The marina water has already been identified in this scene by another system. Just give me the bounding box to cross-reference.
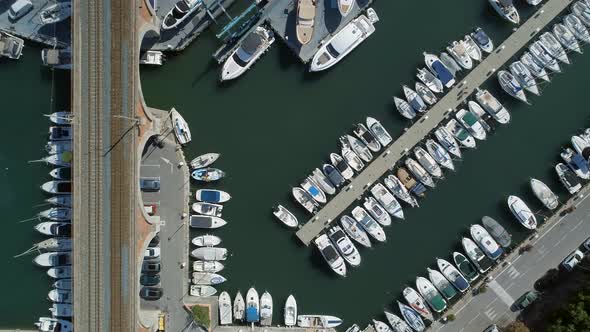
[2,0,590,328]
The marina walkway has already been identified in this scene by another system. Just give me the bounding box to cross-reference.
[295,0,575,245]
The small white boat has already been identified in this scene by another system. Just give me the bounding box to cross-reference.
[530,178,559,210]
[292,187,319,214]
[340,215,372,248]
[415,82,438,106]
[39,2,72,25]
[338,0,354,16]
[192,202,223,217]
[416,276,447,313]
[416,67,444,93]
[572,135,590,156]
[530,41,561,73]
[394,96,416,120]
[463,35,482,61]
[192,272,226,285]
[139,50,165,65]
[49,167,71,180]
[561,148,590,179]
[36,238,72,252]
[509,61,540,96]
[414,147,443,178]
[402,287,433,321]
[193,261,224,273]
[41,181,71,194]
[189,215,227,229]
[330,153,354,180]
[367,117,393,146]
[191,247,228,261]
[47,266,72,279]
[35,222,70,237]
[370,183,404,219]
[354,123,381,152]
[553,23,583,54]
[43,152,73,167]
[220,27,275,81]
[565,14,590,43]
[434,126,462,158]
[462,237,492,273]
[195,189,231,203]
[273,205,299,228]
[39,207,71,221]
[482,216,512,248]
[445,119,476,149]
[427,268,457,301]
[373,320,392,332]
[539,32,569,64]
[521,52,551,82]
[46,194,71,207]
[556,163,582,194]
[397,301,425,332]
[53,279,72,290]
[284,295,297,326]
[344,135,373,162]
[47,112,73,125]
[384,311,413,332]
[161,0,203,30]
[301,177,327,204]
[405,158,435,188]
[260,291,273,326]
[351,206,386,242]
[297,315,343,328]
[446,40,473,69]
[34,252,71,267]
[296,0,316,45]
[191,234,222,247]
[190,285,217,297]
[471,27,494,53]
[488,0,520,24]
[48,289,72,303]
[190,153,220,169]
[498,70,528,103]
[383,175,418,207]
[191,168,225,182]
[219,291,233,325]
[315,234,347,277]
[35,317,73,332]
[50,303,72,318]
[403,85,427,113]
[170,109,191,145]
[456,109,487,140]
[312,168,337,195]
[234,292,245,321]
[425,139,454,171]
[327,225,361,267]
[470,224,503,260]
[507,195,537,230]
[436,258,470,293]
[341,145,364,172]
[363,197,393,226]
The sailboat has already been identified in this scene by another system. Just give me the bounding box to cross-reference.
[340,215,372,248]
[170,108,191,145]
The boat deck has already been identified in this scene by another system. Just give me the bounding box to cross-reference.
[264,0,372,64]
[295,0,574,245]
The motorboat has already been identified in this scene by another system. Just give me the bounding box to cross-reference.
[47,112,72,125]
[373,320,392,332]
[521,52,551,82]
[470,224,503,260]
[572,1,590,26]
[364,196,394,225]
[556,163,582,194]
[49,303,72,318]
[195,189,231,203]
[440,52,461,76]
[340,145,363,172]
[509,61,540,96]
[370,183,404,219]
[384,311,414,332]
[220,27,275,81]
[190,153,220,169]
[415,82,437,106]
[423,53,455,88]
[425,139,454,171]
[46,141,72,155]
[0,31,24,60]
[539,32,569,64]
[35,318,73,332]
[301,177,327,204]
[338,0,354,16]
[436,258,469,292]
[565,14,590,43]
[49,126,72,141]
[330,153,354,180]
[312,168,337,195]
[260,291,273,326]
[36,238,72,252]
[191,247,228,261]
[530,178,559,210]
[414,147,443,178]
[50,167,71,180]
[273,205,299,228]
[367,117,393,146]
[39,207,71,221]
[463,35,482,61]
[340,215,372,248]
[434,126,462,158]
[292,187,319,214]
[246,287,260,323]
[467,101,493,132]
[297,315,343,328]
[41,47,71,70]
[401,287,433,321]
[351,206,386,242]
[41,181,71,194]
[403,85,427,113]
[34,252,71,267]
[416,277,446,313]
[53,279,71,291]
[553,23,582,54]
[462,237,493,273]
[530,41,561,73]
[343,135,373,162]
[234,292,245,321]
[497,70,527,103]
[572,135,590,156]
[561,148,590,179]
[481,216,512,248]
[416,67,443,93]
[446,40,473,69]
[526,0,542,4]
[193,261,224,273]
[328,225,361,267]
[323,163,346,188]
[191,234,222,247]
[428,268,457,300]
[394,168,427,199]
[189,215,227,229]
[191,168,225,182]
[309,10,378,71]
[445,119,476,148]
[139,50,165,66]
[43,152,73,167]
[46,194,72,207]
[405,158,434,188]
[315,234,347,276]
[192,202,223,217]
[394,96,416,120]
[192,272,226,285]
[190,285,217,297]
[397,302,426,332]
[488,0,520,24]
[507,195,537,230]
[456,109,487,140]
[35,221,71,237]
[296,0,316,45]
[219,291,233,325]
[284,295,297,326]
[471,27,494,53]
[171,108,191,145]
[161,0,203,30]
[354,123,381,152]
[39,2,72,24]
[47,266,72,279]
[453,251,479,282]
[384,174,420,206]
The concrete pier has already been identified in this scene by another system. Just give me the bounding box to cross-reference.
[295,0,575,245]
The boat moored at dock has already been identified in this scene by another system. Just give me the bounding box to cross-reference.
[553,23,582,54]
[370,183,404,219]
[195,189,231,203]
[427,268,457,301]
[190,153,220,169]
[219,291,233,325]
[565,14,590,44]
[340,215,372,248]
[315,233,347,276]
[416,67,443,93]
[354,123,381,152]
[284,295,297,326]
[351,206,386,242]
[471,27,494,53]
[530,178,559,210]
[481,216,512,248]
[401,287,433,321]
[462,237,493,273]
[328,225,361,267]
[456,109,487,141]
[246,287,260,323]
[497,70,528,103]
[424,52,455,88]
[330,153,355,180]
[470,224,503,260]
[192,202,223,217]
[35,317,73,332]
[453,251,479,282]
[509,61,540,96]
[292,187,319,214]
[530,41,561,73]
[436,258,469,293]
[0,31,24,60]
[384,311,414,332]
[434,126,462,158]
[191,168,225,182]
[367,117,393,146]
[507,195,537,229]
[364,196,393,225]
[171,109,191,145]
[397,301,426,332]
[488,0,520,24]
[161,0,203,30]
[556,163,582,194]
[539,32,569,64]
[273,205,299,228]
[312,168,337,195]
[394,96,416,120]
[39,2,72,24]
[220,27,275,81]
[425,139,454,171]
[298,315,343,328]
[416,276,447,313]
[405,158,435,188]
[191,247,228,261]
[189,215,227,229]
[521,52,551,82]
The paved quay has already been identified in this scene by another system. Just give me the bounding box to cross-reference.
[296,0,575,246]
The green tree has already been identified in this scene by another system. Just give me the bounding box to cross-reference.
[503,321,530,332]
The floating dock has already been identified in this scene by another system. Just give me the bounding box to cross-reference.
[295,0,574,245]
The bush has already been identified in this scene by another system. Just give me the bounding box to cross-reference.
[191,305,210,327]
[503,321,530,332]
[446,314,456,321]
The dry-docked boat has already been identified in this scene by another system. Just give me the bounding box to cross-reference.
[296,0,316,45]
[445,119,476,149]
[191,234,222,247]
[297,315,343,328]
[462,237,493,273]
[553,23,582,54]
[405,158,435,188]
[416,67,444,93]
[344,134,373,162]
[220,27,275,81]
[434,126,462,158]
[402,287,433,321]
[161,0,203,30]
[328,225,361,267]
[195,189,231,203]
[415,82,438,106]
[470,224,503,260]
[384,174,419,207]
[370,183,404,219]
[191,247,228,261]
[539,32,569,64]
[436,258,469,292]
[521,52,551,82]
[463,35,483,61]
[425,139,454,171]
[260,291,273,326]
[427,268,457,301]
[394,96,417,120]
[315,234,347,277]
[446,40,473,69]
[193,261,224,273]
[481,216,512,248]
[507,195,537,229]
[556,163,582,194]
[367,117,393,146]
[351,206,386,242]
[190,153,220,169]
[497,70,528,103]
[284,295,297,326]
[234,292,245,321]
[191,168,225,182]
[301,177,327,204]
[189,215,227,229]
[565,14,590,43]
[192,202,223,217]
[397,302,426,332]
[354,123,381,152]
[414,147,443,178]
[312,168,336,195]
[219,291,233,325]
[416,277,447,313]
[273,205,299,228]
[453,251,479,282]
[530,178,559,210]
[0,31,24,60]
[330,153,355,180]
[363,196,393,225]
[292,187,319,214]
[340,215,372,248]
[488,0,520,24]
[323,164,346,188]
[341,144,365,172]
[509,61,540,96]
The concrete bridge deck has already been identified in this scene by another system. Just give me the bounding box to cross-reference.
[295,0,576,245]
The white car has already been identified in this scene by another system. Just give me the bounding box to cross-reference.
[562,249,584,271]
[144,247,160,260]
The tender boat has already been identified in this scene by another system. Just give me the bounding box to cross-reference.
[328,225,361,267]
[191,234,222,247]
[507,195,537,229]
[53,279,72,291]
[323,163,346,188]
[46,195,72,207]
[434,126,462,158]
[394,96,417,120]
[170,109,191,145]
[556,163,582,194]
[446,40,473,69]
[416,67,444,93]
[414,147,443,178]
[521,52,551,82]
[191,247,228,261]
[47,266,72,279]
[50,167,71,180]
[565,14,590,43]
[370,183,404,219]
[394,168,427,199]
[427,268,457,300]
[463,35,483,61]
[403,85,427,113]
[539,32,569,64]
[34,252,71,267]
[436,258,469,292]
[530,41,561,73]
[39,207,71,221]
[219,291,233,324]
[35,221,71,237]
[35,318,73,332]
[189,215,227,229]
[530,178,559,210]
[342,144,365,172]
[234,292,245,321]
[161,0,203,30]
[41,48,71,70]
[309,10,378,72]
[296,0,316,45]
[401,287,433,321]
[488,0,520,24]
[509,61,540,96]
[338,0,354,16]
[384,311,414,332]
[284,295,297,326]
[462,237,493,273]
[340,215,372,248]
[425,139,454,171]
[190,153,220,169]
[312,168,337,195]
[41,181,71,194]
[367,117,393,146]
[572,1,590,26]
[292,187,319,214]
[273,205,299,228]
[497,70,527,103]
[373,320,392,332]
[49,126,72,141]
[260,291,273,326]
[415,82,437,106]
[456,109,487,140]
[364,196,394,225]
[315,234,347,276]
[423,52,455,88]
[351,206,386,242]
[405,158,435,188]
[416,277,446,313]
[246,287,260,323]
[354,123,381,152]
[445,119,476,148]
[330,153,355,180]
[195,189,231,203]
[481,216,512,248]
[397,302,426,332]
[193,261,224,273]
[453,252,479,282]
[343,135,373,162]
[553,23,582,54]
[470,224,503,260]
[301,177,327,204]
[440,52,461,76]
[561,148,590,179]
[471,27,494,53]
[192,202,223,217]
[191,168,225,182]
[192,272,226,285]
[297,315,343,328]
[221,27,275,81]
[39,2,72,24]
[190,285,217,297]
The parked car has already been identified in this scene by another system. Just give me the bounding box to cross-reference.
[142,261,161,274]
[144,247,160,260]
[140,274,161,286]
[562,249,584,271]
[140,178,160,192]
[9,0,33,21]
[140,287,163,300]
[514,291,540,310]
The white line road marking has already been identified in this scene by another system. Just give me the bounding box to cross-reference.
[570,219,585,232]
[488,280,515,306]
[485,298,498,309]
[454,297,475,315]
[141,164,160,167]
[507,266,521,278]
[485,307,498,321]
[467,313,481,326]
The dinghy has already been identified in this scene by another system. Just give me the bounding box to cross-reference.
[191,247,228,261]
[190,153,220,169]
[191,234,222,247]
[190,285,217,297]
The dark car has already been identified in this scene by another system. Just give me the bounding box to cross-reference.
[514,291,539,310]
[140,178,160,192]
[142,261,161,274]
[140,287,163,300]
[140,274,161,286]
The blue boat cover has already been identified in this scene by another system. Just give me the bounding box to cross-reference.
[432,60,454,85]
[200,190,220,202]
[309,186,320,196]
[246,307,259,322]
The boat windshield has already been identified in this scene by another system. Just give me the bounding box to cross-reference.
[462,112,478,126]
[322,245,339,263]
[326,44,340,58]
[474,30,490,45]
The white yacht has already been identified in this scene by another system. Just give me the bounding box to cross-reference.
[383,175,419,207]
[162,0,203,30]
[314,234,347,277]
[475,89,511,124]
[35,317,73,332]
[354,123,381,152]
[296,0,316,45]
[292,187,319,214]
[0,31,24,60]
[273,205,299,228]
[530,41,561,73]
[509,61,540,96]
[171,108,191,145]
[341,145,364,172]
[351,206,386,242]
[446,40,473,69]
[343,134,372,162]
[425,139,454,171]
[455,109,487,140]
[310,9,378,72]
[39,2,72,25]
[405,158,435,188]
[521,52,551,82]
[298,315,343,328]
[470,224,503,260]
[445,119,476,148]
[403,85,427,113]
[327,225,361,267]
[312,168,336,195]
[556,163,582,194]
[394,96,416,120]
[301,177,327,204]
[415,82,437,105]
[414,147,443,178]
[507,195,537,230]
[340,215,372,248]
[363,196,393,225]
[463,35,483,61]
[488,0,520,24]
[366,117,392,146]
[497,70,528,103]
[434,126,462,158]
[284,295,297,326]
[539,32,569,64]
[530,178,559,210]
[565,14,590,43]
[370,183,404,219]
[139,50,165,65]
[572,135,590,156]
[190,153,220,169]
[416,67,444,93]
[219,291,233,325]
[220,27,275,81]
[553,23,582,54]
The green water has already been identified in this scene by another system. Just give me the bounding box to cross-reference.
[3,0,590,328]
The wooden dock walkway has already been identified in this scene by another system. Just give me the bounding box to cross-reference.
[295,0,575,245]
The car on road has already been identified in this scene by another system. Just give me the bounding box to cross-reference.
[140,287,163,300]
[142,261,161,274]
[514,290,540,310]
[145,247,160,260]
[562,249,584,271]
[140,274,161,286]
[140,178,160,192]
[483,325,499,332]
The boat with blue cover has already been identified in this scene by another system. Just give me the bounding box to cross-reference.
[437,258,469,292]
[471,27,494,53]
[322,163,346,187]
[424,53,455,88]
[397,301,426,331]
[561,148,590,179]
[195,189,231,203]
[403,85,426,113]
[301,177,327,204]
[351,206,386,242]
[246,287,260,323]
